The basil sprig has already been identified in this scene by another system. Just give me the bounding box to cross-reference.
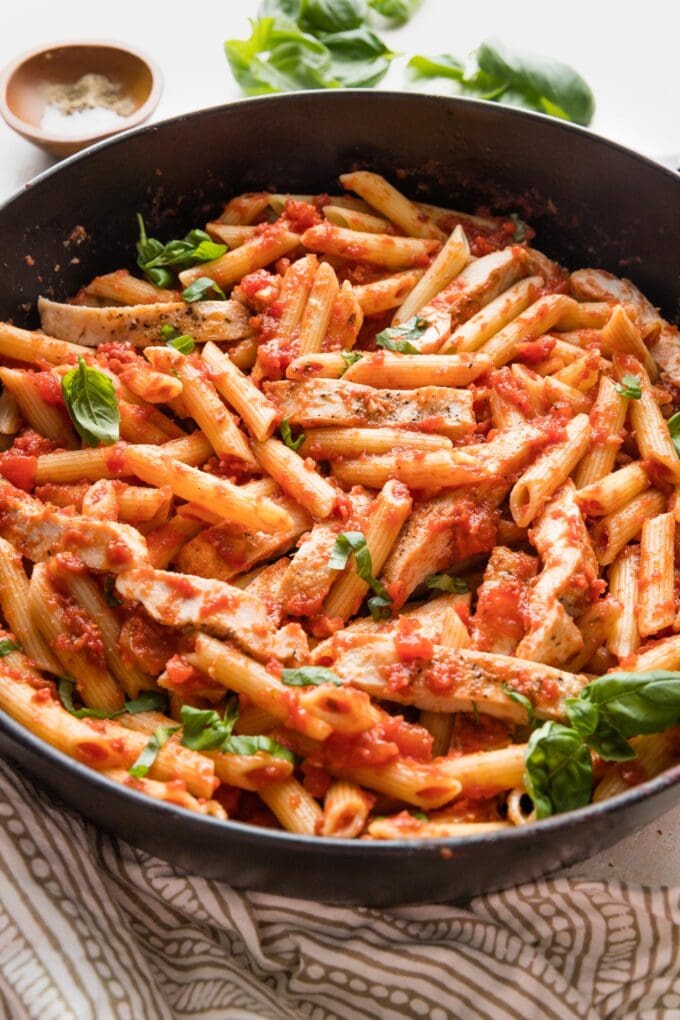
[225,3,395,96]
[615,374,642,399]
[340,350,363,375]
[281,666,342,687]
[425,573,469,594]
[179,703,295,763]
[136,215,227,288]
[61,358,120,447]
[279,418,306,451]
[129,725,179,779]
[524,671,680,819]
[58,678,169,720]
[160,324,195,355]
[407,37,595,126]
[0,638,20,657]
[181,277,227,303]
[375,315,428,354]
[328,531,393,621]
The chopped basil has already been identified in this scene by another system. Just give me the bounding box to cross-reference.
[425,573,469,594]
[179,701,295,762]
[509,212,528,242]
[181,276,227,303]
[0,638,20,657]
[407,38,595,127]
[502,683,534,724]
[128,725,179,779]
[615,373,642,399]
[223,734,296,763]
[61,358,120,447]
[160,324,196,355]
[57,677,168,720]
[375,315,428,354]
[279,418,306,451]
[524,670,680,818]
[281,666,342,687]
[409,809,428,821]
[328,531,393,618]
[339,349,364,374]
[136,215,226,287]
[668,411,680,457]
[103,575,122,608]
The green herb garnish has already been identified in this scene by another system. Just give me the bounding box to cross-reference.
[136,215,226,288]
[328,531,393,620]
[281,666,342,687]
[339,349,364,374]
[128,725,179,779]
[375,315,428,354]
[181,277,227,303]
[616,374,642,399]
[0,638,20,657]
[425,573,469,594]
[61,358,120,447]
[279,418,306,451]
[58,678,168,720]
[160,324,195,355]
[179,702,295,762]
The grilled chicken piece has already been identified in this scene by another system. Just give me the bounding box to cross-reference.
[115,566,307,663]
[325,632,586,724]
[469,547,538,655]
[419,246,530,325]
[38,297,252,347]
[264,379,475,439]
[569,269,662,338]
[0,479,147,571]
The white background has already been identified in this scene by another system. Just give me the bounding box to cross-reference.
[0,0,679,884]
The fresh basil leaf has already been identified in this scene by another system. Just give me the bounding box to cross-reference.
[0,638,20,657]
[180,701,240,752]
[322,27,395,89]
[509,212,528,242]
[668,412,680,457]
[340,349,363,374]
[524,721,593,819]
[61,358,120,447]
[302,0,365,33]
[368,593,393,621]
[160,324,196,354]
[281,666,342,687]
[258,0,302,18]
[502,683,534,724]
[476,38,595,126]
[328,531,393,613]
[425,573,469,594]
[564,696,598,738]
[406,53,505,102]
[368,0,421,23]
[223,733,297,763]
[128,725,179,779]
[375,315,428,354]
[58,677,169,720]
[181,277,227,303]
[135,214,227,283]
[225,18,333,95]
[279,418,305,451]
[615,374,642,399]
[409,809,428,821]
[580,671,680,742]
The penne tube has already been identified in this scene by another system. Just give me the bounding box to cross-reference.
[321,781,373,838]
[606,545,640,660]
[479,294,577,367]
[575,461,650,517]
[342,351,493,389]
[0,321,89,365]
[550,353,600,393]
[352,269,426,315]
[205,222,258,248]
[0,537,61,673]
[82,270,180,306]
[286,353,346,380]
[0,389,21,435]
[259,778,323,835]
[267,193,370,216]
[393,225,470,324]
[339,171,446,240]
[118,362,183,404]
[251,436,338,518]
[124,446,292,534]
[28,563,124,712]
[118,400,178,446]
[0,368,78,448]
[442,276,543,353]
[489,390,526,428]
[591,489,667,566]
[322,205,391,233]
[593,731,679,802]
[573,376,628,488]
[619,356,680,483]
[337,759,462,810]
[217,191,273,225]
[146,515,204,569]
[228,338,258,371]
[600,305,658,380]
[202,341,279,441]
[556,301,612,330]
[301,223,440,270]
[300,427,452,459]
[565,597,621,673]
[324,279,363,351]
[188,634,331,741]
[367,817,511,840]
[331,449,483,491]
[297,261,340,355]
[179,222,300,288]
[103,770,226,819]
[632,635,680,671]
[638,511,675,637]
[324,480,412,621]
[509,413,592,527]
[298,684,382,735]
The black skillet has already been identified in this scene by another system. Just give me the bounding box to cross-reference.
[0,92,678,905]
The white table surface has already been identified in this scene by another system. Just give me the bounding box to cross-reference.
[0,0,679,886]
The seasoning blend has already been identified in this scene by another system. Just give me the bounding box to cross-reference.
[41,73,135,138]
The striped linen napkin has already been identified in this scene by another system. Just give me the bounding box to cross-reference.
[0,758,678,1020]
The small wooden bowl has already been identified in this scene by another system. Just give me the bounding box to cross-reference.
[0,41,163,157]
